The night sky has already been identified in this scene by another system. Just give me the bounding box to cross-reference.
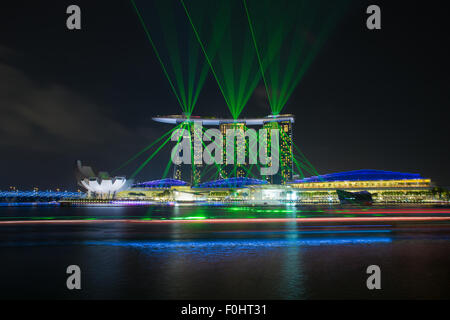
[0,0,449,190]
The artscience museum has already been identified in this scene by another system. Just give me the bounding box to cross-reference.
[76,161,128,198]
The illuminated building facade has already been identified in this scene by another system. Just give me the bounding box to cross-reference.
[196,177,267,188]
[278,119,294,184]
[191,122,203,185]
[133,178,187,188]
[172,128,191,183]
[262,117,294,184]
[154,114,295,184]
[173,164,182,181]
[117,178,189,201]
[220,122,247,179]
[289,169,435,203]
[171,124,203,186]
[116,171,446,204]
[75,160,128,198]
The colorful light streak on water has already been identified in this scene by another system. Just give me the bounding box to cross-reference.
[1,205,449,299]
[82,237,392,249]
[0,216,449,225]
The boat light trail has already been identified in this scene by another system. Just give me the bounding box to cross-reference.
[1,216,450,225]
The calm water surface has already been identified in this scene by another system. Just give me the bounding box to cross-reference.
[0,205,449,299]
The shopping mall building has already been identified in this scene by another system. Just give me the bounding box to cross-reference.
[116,169,441,204]
[288,169,435,203]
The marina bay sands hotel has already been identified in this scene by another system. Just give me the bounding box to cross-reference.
[152,114,295,185]
[75,114,440,204]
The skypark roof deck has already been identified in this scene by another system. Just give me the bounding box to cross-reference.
[152,114,295,126]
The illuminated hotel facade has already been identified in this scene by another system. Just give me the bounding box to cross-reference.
[171,122,204,185]
[262,119,294,184]
[220,122,247,179]
[153,114,295,185]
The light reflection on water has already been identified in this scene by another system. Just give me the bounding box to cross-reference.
[1,203,450,221]
[0,205,449,299]
[83,237,392,250]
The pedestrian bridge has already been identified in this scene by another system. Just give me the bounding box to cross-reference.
[0,190,85,200]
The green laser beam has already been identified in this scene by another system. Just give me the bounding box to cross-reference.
[180,0,232,115]
[153,0,210,116]
[162,122,186,179]
[130,129,176,179]
[130,0,185,111]
[113,123,181,174]
[181,0,262,119]
[244,0,347,115]
[243,0,272,109]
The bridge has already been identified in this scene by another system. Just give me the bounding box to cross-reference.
[0,190,85,201]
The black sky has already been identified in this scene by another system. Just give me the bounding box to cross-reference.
[0,0,449,190]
